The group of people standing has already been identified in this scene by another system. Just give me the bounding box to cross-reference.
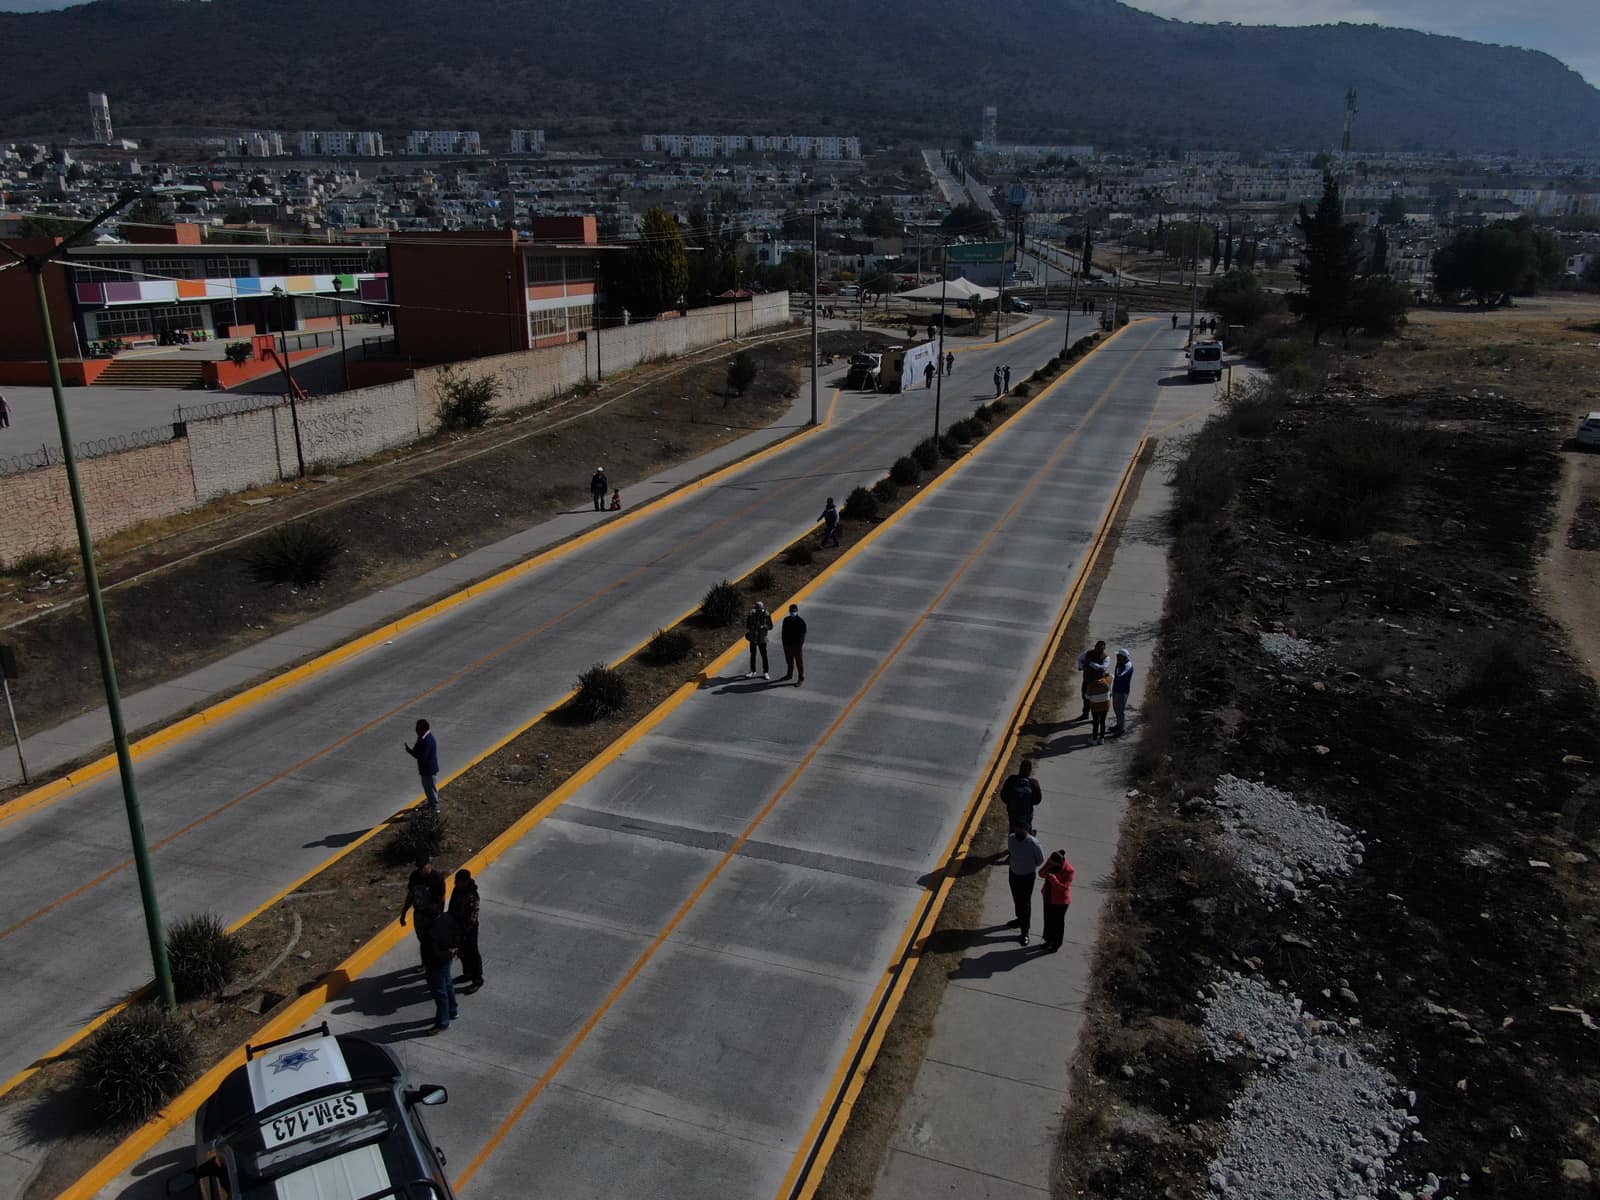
[999,760,1075,949]
[399,855,484,1034]
[991,365,1013,398]
[744,600,807,685]
[1078,639,1133,744]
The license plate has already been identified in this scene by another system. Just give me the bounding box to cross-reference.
[261,1092,368,1147]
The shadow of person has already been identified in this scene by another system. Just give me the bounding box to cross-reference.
[111,1146,197,1199]
[302,828,369,850]
[329,962,428,1020]
[947,943,1049,979]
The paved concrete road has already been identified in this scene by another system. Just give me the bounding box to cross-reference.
[0,319,1068,1129]
[95,319,1185,1200]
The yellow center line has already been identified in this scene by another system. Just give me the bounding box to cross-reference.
[453,323,1150,1193]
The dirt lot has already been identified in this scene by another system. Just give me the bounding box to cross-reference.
[1058,298,1600,1198]
[0,328,902,764]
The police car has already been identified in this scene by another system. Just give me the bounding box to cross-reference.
[169,1025,454,1199]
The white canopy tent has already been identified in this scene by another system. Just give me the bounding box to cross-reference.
[898,276,999,303]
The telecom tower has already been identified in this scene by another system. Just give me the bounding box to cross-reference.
[88,92,114,144]
[981,105,997,148]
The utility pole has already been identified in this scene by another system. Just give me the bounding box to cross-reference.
[1062,261,1078,356]
[331,276,350,392]
[1187,216,1202,340]
[934,240,949,443]
[1,191,176,1010]
[810,209,819,425]
[270,286,306,478]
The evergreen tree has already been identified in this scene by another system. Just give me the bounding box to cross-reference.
[1368,226,1390,275]
[621,206,690,317]
[1222,233,1233,274]
[1292,175,1362,344]
[1209,225,1222,274]
[1081,223,1093,277]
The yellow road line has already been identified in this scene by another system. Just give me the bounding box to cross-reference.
[781,434,1151,1200]
[0,388,843,833]
[56,325,1134,1200]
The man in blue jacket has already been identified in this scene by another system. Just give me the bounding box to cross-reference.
[405,718,441,814]
[1112,650,1135,736]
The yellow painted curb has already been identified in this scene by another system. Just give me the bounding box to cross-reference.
[55,328,1135,1198]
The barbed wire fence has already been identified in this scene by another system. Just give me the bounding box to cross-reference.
[0,422,181,478]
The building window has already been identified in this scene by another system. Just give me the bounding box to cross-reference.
[528,303,593,339]
[71,258,133,284]
[288,255,373,275]
[91,307,150,337]
[151,304,207,333]
[204,256,255,278]
[142,257,205,280]
[525,254,594,284]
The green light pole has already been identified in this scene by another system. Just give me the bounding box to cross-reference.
[1,191,180,1009]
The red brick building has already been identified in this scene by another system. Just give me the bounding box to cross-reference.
[388,216,612,361]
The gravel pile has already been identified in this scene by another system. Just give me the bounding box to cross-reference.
[1212,775,1364,904]
[1259,631,1320,667]
[1202,973,1428,1200]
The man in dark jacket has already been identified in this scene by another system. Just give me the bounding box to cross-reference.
[404,719,441,813]
[1000,760,1041,834]
[449,868,483,993]
[745,601,772,679]
[778,603,807,686]
[421,909,461,1033]
[818,497,841,547]
[590,466,608,511]
[400,855,446,941]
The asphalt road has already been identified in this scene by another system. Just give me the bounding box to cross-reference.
[0,319,1070,1111]
[95,318,1188,1200]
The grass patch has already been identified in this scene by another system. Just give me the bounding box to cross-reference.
[644,627,693,666]
[872,478,900,504]
[79,1005,196,1126]
[245,523,344,589]
[843,486,879,522]
[380,808,448,867]
[571,663,628,721]
[912,439,939,470]
[747,567,775,593]
[165,912,246,1002]
[699,579,743,626]
[3,545,72,577]
[784,542,815,567]
[890,456,921,486]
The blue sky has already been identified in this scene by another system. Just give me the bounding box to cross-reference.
[2,0,1595,87]
[1129,1,1599,85]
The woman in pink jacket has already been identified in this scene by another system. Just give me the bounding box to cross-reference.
[1038,849,1076,952]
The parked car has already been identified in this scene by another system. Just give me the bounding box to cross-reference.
[1006,296,1033,313]
[845,351,883,391]
[837,284,862,299]
[168,1025,454,1199]
[1575,411,1600,449]
[1187,340,1224,382]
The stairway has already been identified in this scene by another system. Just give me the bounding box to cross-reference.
[91,356,208,389]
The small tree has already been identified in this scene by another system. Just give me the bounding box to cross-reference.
[223,342,253,366]
[436,367,499,430]
[1291,174,1363,344]
[727,350,758,397]
[1348,276,1412,337]
[621,206,690,317]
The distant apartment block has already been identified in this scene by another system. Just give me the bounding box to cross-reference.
[404,130,482,156]
[298,130,385,157]
[640,133,860,160]
[509,129,546,154]
[239,131,286,157]
[88,92,114,145]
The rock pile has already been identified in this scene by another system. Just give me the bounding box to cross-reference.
[1212,775,1364,904]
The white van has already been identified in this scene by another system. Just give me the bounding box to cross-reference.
[1188,340,1224,383]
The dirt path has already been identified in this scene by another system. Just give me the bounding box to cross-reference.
[1539,450,1600,696]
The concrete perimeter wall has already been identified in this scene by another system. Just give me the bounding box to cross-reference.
[0,296,790,561]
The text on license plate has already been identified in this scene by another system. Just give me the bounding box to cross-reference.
[262,1092,368,1147]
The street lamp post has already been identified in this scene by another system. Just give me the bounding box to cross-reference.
[594,256,603,384]
[934,240,949,444]
[270,285,306,478]
[810,210,819,426]
[331,277,350,392]
[0,192,176,1009]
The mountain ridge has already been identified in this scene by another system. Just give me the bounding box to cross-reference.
[1,0,1597,153]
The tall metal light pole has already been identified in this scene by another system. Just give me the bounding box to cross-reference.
[270,285,306,478]
[1187,216,1203,340]
[934,240,949,444]
[593,255,603,384]
[810,210,820,426]
[331,276,350,392]
[0,192,176,1009]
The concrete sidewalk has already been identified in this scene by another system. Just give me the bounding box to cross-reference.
[871,415,1193,1197]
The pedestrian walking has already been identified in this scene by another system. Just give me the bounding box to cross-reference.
[590,466,608,512]
[1038,849,1076,952]
[609,488,623,511]
[818,496,841,547]
[945,351,954,376]
[1077,641,1107,719]
[420,907,461,1034]
[1086,661,1112,743]
[993,365,1004,398]
[927,321,936,342]
[1000,759,1041,833]
[448,867,484,993]
[745,600,772,679]
[779,603,807,685]
[399,855,446,940]
[1171,312,1178,329]
[0,395,9,429]
[1002,364,1011,392]
[924,361,935,389]
[1111,649,1135,736]
[404,719,441,814]
[1006,824,1045,945]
